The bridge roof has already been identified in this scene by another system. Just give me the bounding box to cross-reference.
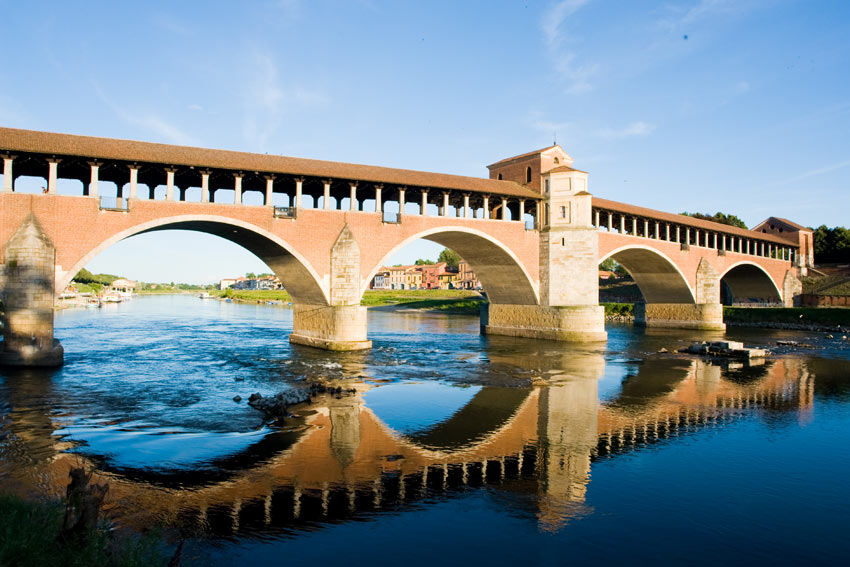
[0,127,541,200]
[592,196,797,246]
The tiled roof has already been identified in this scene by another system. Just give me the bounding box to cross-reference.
[0,127,540,200]
[486,145,559,168]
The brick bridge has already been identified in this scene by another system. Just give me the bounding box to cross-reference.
[0,127,812,365]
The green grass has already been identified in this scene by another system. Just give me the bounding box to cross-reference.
[0,493,165,566]
[360,289,482,307]
[215,289,293,302]
[723,306,850,326]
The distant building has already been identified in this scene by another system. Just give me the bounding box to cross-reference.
[458,260,480,290]
[109,279,137,294]
[220,278,238,290]
[370,269,390,289]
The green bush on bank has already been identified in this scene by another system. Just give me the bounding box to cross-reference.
[603,303,634,317]
[0,493,165,566]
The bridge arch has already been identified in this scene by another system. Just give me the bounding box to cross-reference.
[59,215,329,305]
[600,245,694,303]
[719,261,782,305]
[365,226,539,305]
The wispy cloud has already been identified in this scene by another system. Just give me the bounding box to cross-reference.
[541,0,595,94]
[657,0,748,32]
[597,121,656,139]
[240,49,329,150]
[91,81,198,146]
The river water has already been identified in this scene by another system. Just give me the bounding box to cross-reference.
[1,295,849,565]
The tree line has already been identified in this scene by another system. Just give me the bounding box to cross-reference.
[812,225,850,263]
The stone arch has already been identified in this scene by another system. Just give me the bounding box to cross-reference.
[364,226,539,305]
[58,215,329,305]
[600,245,695,303]
[719,261,783,305]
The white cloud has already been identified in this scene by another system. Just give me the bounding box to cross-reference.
[542,0,590,49]
[597,121,656,139]
[658,0,747,32]
[91,80,198,146]
[540,1,595,94]
[240,49,329,150]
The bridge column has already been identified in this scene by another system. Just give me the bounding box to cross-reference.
[128,165,139,199]
[323,179,331,210]
[374,184,382,213]
[2,154,14,192]
[349,182,358,211]
[0,214,64,366]
[635,258,725,331]
[88,161,102,197]
[463,194,470,218]
[233,173,243,204]
[49,159,63,194]
[483,169,605,342]
[441,192,449,216]
[295,177,304,208]
[165,168,176,200]
[420,189,428,215]
[200,170,211,202]
[501,198,508,220]
[290,224,371,351]
[265,175,275,206]
[483,195,490,219]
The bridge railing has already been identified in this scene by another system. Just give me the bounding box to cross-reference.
[273,206,297,219]
[99,196,128,211]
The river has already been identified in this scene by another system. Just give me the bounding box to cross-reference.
[1,295,849,565]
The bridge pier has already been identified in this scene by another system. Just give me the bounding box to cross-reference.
[634,302,725,331]
[290,304,371,351]
[635,259,725,331]
[289,224,371,351]
[0,214,64,366]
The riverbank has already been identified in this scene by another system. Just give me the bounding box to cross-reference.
[723,306,850,332]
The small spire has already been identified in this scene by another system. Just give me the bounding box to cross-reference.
[553,131,557,146]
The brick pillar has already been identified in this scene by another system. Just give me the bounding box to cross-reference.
[290,224,371,351]
[1,214,64,366]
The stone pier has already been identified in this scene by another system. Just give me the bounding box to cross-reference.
[0,214,64,366]
[635,259,725,331]
[289,224,371,351]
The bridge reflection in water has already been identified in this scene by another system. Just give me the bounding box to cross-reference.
[0,354,818,536]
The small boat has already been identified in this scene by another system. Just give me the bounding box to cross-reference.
[198,292,212,299]
[102,294,123,303]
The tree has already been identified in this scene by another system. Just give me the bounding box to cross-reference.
[680,211,748,229]
[813,224,850,262]
[437,248,461,269]
[414,258,435,265]
[599,258,628,277]
[245,272,256,279]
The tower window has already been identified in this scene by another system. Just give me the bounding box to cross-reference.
[497,173,502,180]
[526,167,532,183]
[544,179,550,193]
[554,157,560,164]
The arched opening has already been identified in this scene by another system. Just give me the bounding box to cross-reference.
[599,246,694,304]
[525,166,532,184]
[366,228,538,306]
[720,263,782,306]
[60,217,328,305]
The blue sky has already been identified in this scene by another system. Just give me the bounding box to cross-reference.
[2,0,848,283]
